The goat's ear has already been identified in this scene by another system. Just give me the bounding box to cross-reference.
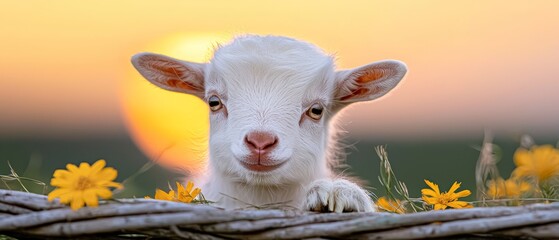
[131,52,205,99]
[334,60,406,106]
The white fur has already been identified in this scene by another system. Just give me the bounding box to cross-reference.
[131,35,407,212]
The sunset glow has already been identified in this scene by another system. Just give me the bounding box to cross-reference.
[1,0,558,143]
[121,33,231,170]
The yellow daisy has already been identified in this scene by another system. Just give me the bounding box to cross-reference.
[147,181,201,203]
[376,196,405,214]
[512,145,559,183]
[422,179,472,210]
[486,177,531,199]
[48,159,122,210]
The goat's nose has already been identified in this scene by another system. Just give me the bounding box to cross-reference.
[245,131,278,154]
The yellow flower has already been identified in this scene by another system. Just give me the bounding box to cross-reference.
[48,159,122,210]
[512,145,559,183]
[376,197,405,214]
[422,179,472,210]
[486,177,531,199]
[177,181,201,203]
[146,181,201,203]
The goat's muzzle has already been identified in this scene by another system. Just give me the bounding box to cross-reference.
[240,131,284,172]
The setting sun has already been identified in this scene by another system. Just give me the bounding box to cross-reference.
[121,32,231,172]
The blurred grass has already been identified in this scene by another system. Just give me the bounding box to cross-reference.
[0,134,551,200]
[343,136,538,201]
[0,136,184,198]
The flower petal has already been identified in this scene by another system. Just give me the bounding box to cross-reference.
[79,162,91,173]
[90,159,106,174]
[511,167,530,179]
[190,188,201,199]
[183,196,193,203]
[434,204,447,210]
[83,190,99,207]
[58,191,75,203]
[51,178,74,188]
[454,189,471,198]
[447,201,467,209]
[376,197,390,210]
[519,181,532,192]
[70,192,85,210]
[91,187,113,199]
[53,169,70,178]
[48,188,72,201]
[186,181,194,193]
[424,179,440,195]
[177,182,186,194]
[421,189,438,197]
[155,189,174,201]
[96,167,118,181]
[103,181,123,189]
[168,190,176,200]
[154,189,167,200]
[422,196,438,205]
[447,182,461,195]
[66,163,79,173]
[513,148,531,167]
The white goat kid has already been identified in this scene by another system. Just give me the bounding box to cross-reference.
[131,35,407,212]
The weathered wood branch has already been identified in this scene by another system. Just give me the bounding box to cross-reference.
[497,222,559,239]
[0,189,63,210]
[1,189,558,239]
[357,210,559,239]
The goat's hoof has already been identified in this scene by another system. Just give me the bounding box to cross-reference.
[304,179,375,213]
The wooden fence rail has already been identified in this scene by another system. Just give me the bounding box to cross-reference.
[1,189,558,239]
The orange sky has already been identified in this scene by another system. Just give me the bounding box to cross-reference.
[1,1,558,139]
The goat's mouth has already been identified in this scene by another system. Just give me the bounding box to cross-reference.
[239,161,286,172]
[238,155,287,172]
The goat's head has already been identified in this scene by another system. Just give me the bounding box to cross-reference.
[132,35,407,185]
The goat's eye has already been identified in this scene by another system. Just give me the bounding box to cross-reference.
[208,95,223,111]
[306,103,324,120]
